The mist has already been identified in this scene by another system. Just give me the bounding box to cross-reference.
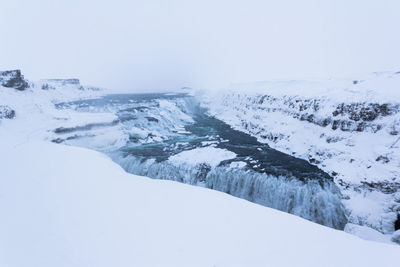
[1,0,400,92]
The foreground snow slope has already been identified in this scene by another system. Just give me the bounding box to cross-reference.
[200,72,400,235]
[1,139,399,267]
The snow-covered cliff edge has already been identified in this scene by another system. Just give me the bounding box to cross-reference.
[200,72,400,237]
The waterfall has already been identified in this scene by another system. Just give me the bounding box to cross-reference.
[112,153,347,229]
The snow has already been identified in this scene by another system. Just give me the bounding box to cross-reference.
[1,139,400,267]
[168,146,236,168]
[199,72,400,185]
[392,230,400,244]
[344,224,393,244]
[343,190,397,234]
[1,74,400,266]
[201,140,218,146]
[229,161,247,169]
[223,71,400,103]
[52,111,118,129]
[198,71,400,235]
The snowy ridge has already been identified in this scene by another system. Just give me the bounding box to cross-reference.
[200,71,400,236]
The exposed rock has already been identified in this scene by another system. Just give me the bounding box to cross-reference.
[0,70,29,90]
[145,116,159,122]
[53,120,119,134]
[41,79,84,90]
[194,163,211,183]
[395,214,400,231]
[350,181,400,194]
[333,103,395,121]
[376,155,390,164]
[41,83,55,90]
[243,93,400,134]
[46,78,80,85]
[0,105,16,119]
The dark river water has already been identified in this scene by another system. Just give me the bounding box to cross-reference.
[55,93,347,229]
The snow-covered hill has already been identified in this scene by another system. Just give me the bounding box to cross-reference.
[200,72,400,237]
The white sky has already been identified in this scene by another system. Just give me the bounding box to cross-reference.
[1,0,399,92]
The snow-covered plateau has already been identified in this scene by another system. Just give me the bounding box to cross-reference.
[1,70,400,266]
[199,71,400,237]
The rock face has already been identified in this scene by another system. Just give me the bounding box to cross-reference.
[40,79,84,90]
[214,93,400,136]
[0,105,15,119]
[45,79,80,86]
[395,214,400,231]
[0,70,29,90]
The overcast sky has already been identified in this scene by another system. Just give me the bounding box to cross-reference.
[1,0,399,92]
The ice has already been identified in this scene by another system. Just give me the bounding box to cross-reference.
[198,71,400,235]
[1,138,399,267]
[168,147,236,168]
[4,72,396,242]
[113,153,347,229]
[207,167,347,229]
[62,94,347,230]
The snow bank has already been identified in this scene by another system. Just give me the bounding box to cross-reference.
[168,146,236,167]
[1,139,399,267]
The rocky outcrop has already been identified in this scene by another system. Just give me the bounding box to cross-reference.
[240,94,400,134]
[40,79,84,90]
[0,105,15,119]
[45,79,80,86]
[0,70,29,90]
